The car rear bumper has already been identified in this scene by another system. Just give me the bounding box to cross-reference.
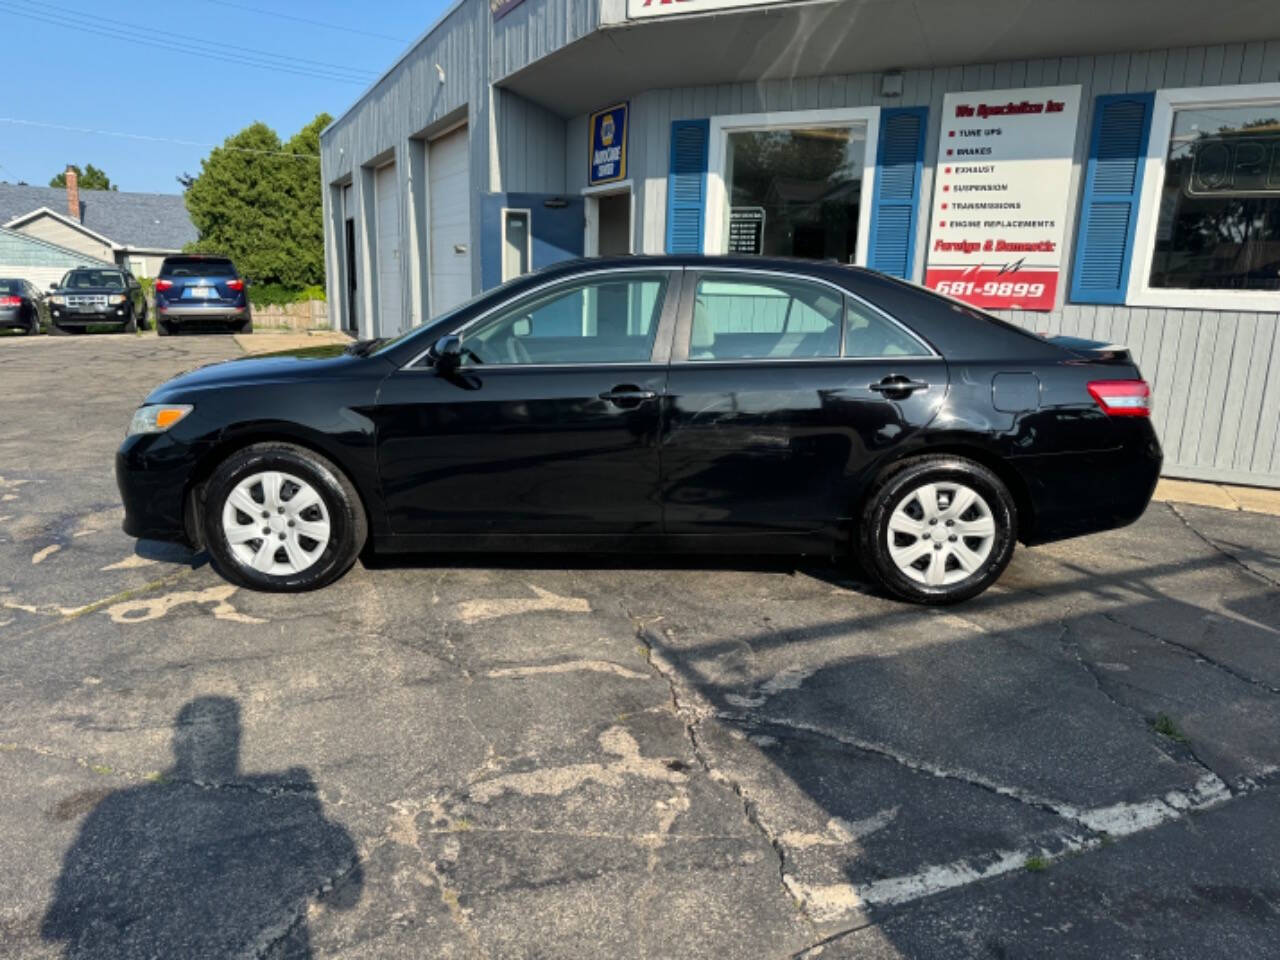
[0,307,27,327]
[1015,424,1164,545]
[157,305,250,320]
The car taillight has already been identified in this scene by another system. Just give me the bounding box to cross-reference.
[1088,380,1151,417]
[155,279,173,291]
[0,296,20,306]
[226,278,244,291]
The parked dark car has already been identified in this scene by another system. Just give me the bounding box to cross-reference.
[0,278,49,335]
[47,268,147,334]
[117,256,1162,604]
[154,255,252,335]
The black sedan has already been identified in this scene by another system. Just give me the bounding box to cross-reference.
[116,256,1162,604]
[48,267,148,334]
[0,277,49,335]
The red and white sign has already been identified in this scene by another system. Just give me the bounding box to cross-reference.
[925,85,1081,312]
[627,0,811,18]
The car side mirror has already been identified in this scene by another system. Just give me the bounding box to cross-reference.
[48,283,58,292]
[512,317,531,337]
[431,334,463,371]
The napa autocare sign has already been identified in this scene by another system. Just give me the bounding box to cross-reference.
[588,102,628,186]
[925,85,1082,312]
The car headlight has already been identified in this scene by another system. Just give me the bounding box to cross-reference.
[108,294,127,305]
[127,404,193,437]
[51,295,66,306]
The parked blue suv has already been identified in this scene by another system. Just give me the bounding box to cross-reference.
[154,255,252,335]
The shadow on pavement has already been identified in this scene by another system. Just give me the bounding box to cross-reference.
[41,697,362,959]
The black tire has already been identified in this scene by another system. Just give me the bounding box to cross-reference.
[122,308,138,334]
[156,321,172,336]
[858,455,1017,605]
[27,315,41,335]
[202,442,367,592]
[239,318,253,334]
[138,306,150,331]
[50,323,71,336]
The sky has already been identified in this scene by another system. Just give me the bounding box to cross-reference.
[0,0,454,195]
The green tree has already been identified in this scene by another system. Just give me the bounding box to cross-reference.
[183,114,331,288]
[50,164,117,191]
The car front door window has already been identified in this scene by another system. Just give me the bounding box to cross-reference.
[460,274,668,366]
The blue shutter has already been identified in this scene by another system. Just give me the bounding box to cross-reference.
[666,119,709,253]
[1070,93,1155,304]
[867,107,927,278]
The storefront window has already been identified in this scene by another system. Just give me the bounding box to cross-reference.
[1149,105,1280,291]
[723,125,867,262]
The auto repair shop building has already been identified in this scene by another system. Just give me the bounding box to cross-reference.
[320,0,1280,488]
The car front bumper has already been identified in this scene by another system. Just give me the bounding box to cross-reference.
[116,432,206,545]
[51,306,132,325]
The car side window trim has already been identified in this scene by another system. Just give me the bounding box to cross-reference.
[672,268,939,364]
[400,267,684,371]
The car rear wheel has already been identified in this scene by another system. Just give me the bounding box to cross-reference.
[203,443,366,592]
[859,456,1016,605]
[156,321,172,336]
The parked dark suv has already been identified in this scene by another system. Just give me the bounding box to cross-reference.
[155,255,252,335]
[47,268,148,334]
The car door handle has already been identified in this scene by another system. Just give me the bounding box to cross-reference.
[599,386,657,404]
[869,377,930,396]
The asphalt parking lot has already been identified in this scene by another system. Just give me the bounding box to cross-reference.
[1,335,1278,959]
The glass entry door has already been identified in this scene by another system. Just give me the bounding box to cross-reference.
[722,123,869,263]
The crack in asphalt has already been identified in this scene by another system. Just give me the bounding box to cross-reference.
[1062,615,1235,785]
[1099,607,1280,696]
[1167,501,1280,590]
[629,615,818,939]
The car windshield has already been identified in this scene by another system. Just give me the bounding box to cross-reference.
[0,279,21,295]
[162,258,237,278]
[63,270,125,290]
[369,277,528,357]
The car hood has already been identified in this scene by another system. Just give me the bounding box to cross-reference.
[146,347,385,401]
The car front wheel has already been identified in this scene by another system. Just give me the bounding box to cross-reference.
[203,443,367,592]
[859,456,1017,605]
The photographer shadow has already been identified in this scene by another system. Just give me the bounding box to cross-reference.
[41,697,362,959]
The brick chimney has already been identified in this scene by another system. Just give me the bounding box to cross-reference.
[64,166,80,222]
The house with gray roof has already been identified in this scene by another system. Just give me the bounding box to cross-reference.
[0,167,196,278]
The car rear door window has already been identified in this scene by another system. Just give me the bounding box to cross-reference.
[460,273,668,365]
[843,297,932,358]
[689,275,842,360]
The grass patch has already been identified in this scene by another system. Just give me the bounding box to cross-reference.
[1025,855,1049,872]
[1152,713,1189,743]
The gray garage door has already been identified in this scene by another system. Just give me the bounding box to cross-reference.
[428,126,472,316]
[374,162,403,336]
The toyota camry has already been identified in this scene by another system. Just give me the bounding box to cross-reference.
[116,256,1162,604]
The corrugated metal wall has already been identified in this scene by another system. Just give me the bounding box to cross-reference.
[590,41,1280,487]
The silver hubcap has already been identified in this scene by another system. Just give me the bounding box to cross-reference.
[221,471,331,576]
[887,481,997,587]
